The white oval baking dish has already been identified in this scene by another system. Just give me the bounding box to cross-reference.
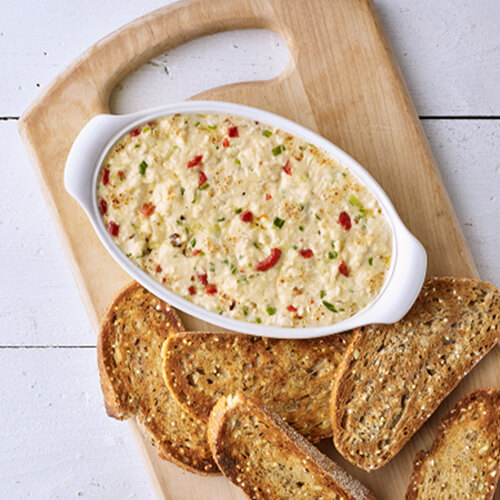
[65,101,426,339]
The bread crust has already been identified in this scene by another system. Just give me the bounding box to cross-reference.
[97,282,218,475]
[162,331,351,442]
[208,393,377,500]
[330,277,500,471]
[98,282,178,419]
[406,389,500,500]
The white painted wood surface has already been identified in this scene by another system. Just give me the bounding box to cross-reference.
[0,348,152,498]
[1,1,499,498]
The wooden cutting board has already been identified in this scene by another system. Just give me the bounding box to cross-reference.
[18,0,499,498]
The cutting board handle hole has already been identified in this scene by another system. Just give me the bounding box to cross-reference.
[109,29,290,114]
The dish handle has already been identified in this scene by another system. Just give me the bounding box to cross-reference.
[364,221,427,325]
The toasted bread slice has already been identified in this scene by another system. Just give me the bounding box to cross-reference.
[406,388,500,500]
[331,277,500,471]
[208,392,377,500]
[98,282,218,474]
[162,332,350,442]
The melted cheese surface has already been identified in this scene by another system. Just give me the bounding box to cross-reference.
[97,113,392,327]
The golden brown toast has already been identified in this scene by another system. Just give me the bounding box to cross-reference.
[162,332,350,442]
[406,388,500,500]
[330,277,500,471]
[208,392,377,500]
[98,282,218,474]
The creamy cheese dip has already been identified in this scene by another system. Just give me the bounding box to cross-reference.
[97,113,392,327]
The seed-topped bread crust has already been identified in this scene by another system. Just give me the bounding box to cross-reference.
[406,389,500,500]
[162,332,351,442]
[208,392,377,500]
[330,277,500,471]
[97,282,218,474]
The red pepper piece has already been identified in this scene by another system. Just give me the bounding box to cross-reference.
[287,305,297,312]
[117,170,124,178]
[147,121,157,127]
[239,210,254,223]
[140,202,155,217]
[265,193,272,200]
[228,126,239,137]
[337,211,352,230]
[197,273,208,285]
[205,284,217,295]
[282,160,292,175]
[129,128,141,137]
[188,285,197,296]
[299,248,314,259]
[156,265,162,273]
[98,197,107,215]
[338,260,349,277]
[102,168,110,185]
[192,249,201,257]
[222,137,230,148]
[187,155,203,168]
[108,221,119,237]
[254,248,282,272]
[198,171,207,187]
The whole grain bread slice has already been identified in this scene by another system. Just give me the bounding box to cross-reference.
[162,332,350,442]
[98,282,218,474]
[330,277,500,471]
[208,392,377,500]
[406,388,500,500]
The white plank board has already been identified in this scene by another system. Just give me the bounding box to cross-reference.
[0,347,155,499]
[0,122,94,346]
[1,0,500,116]
[376,0,500,116]
[109,28,288,113]
[422,119,500,283]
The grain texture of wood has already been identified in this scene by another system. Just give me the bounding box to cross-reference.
[15,0,500,499]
